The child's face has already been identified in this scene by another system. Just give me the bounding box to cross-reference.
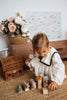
[35,46,49,57]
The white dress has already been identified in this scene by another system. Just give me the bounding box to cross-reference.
[28,47,66,85]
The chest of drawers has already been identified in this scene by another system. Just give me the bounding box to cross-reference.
[9,40,67,59]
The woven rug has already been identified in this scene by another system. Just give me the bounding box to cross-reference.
[0,60,67,100]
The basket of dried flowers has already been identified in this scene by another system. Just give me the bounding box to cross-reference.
[0,12,30,44]
[8,34,29,44]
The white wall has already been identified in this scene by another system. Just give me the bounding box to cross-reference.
[0,0,67,50]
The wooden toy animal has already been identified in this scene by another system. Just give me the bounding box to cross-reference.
[17,84,23,93]
[22,82,30,91]
[29,79,36,89]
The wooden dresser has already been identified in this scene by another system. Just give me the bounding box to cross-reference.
[50,40,67,59]
[9,40,67,59]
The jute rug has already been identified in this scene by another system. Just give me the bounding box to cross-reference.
[0,60,67,100]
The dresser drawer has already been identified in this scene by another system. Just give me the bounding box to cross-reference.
[56,47,67,59]
[9,40,67,59]
[9,43,33,58]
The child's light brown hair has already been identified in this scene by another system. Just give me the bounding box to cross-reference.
[32,32,49,50]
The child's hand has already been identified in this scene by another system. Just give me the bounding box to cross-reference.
[25,59,31,66]
[48,81,57,91]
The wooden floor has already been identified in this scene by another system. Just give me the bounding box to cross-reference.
[0,60,67,100]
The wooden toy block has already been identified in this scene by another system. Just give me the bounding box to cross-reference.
[25,88,29,91]
[43,76,49,88]
[43,80,48,87]
[35,76,40,81]
[30,79,36,89]
[35,76,42,89]
[43,88,48,94]
[35,76,42,81]
[22,82,30,91]
[39,73,43,78]
[37,80,42,89]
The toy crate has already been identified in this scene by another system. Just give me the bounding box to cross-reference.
[0,55,24,80]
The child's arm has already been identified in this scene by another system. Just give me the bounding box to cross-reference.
[25,54,34,66]
[48,53,66,91]
[25,54,36,70]
[25,58,31,66]
[50,53,66,87]
[25,57,36,72]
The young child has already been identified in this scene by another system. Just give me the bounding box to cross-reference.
[25,32,66,91]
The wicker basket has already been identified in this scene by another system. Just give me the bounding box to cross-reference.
[8,34,29,44]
